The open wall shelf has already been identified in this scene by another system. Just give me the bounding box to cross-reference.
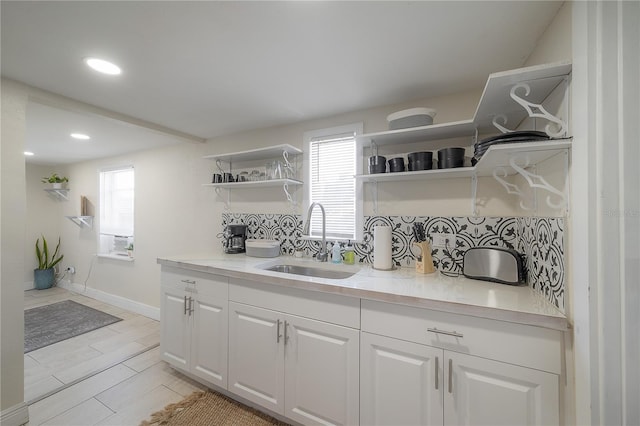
[203,144,303,208]
[357,61,572,147]
[203,178,303,189]
[44,188,70,200]
[66,216,93,228]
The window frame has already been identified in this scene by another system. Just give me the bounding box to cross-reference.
[98,165,135,259]
[303,122,364,242]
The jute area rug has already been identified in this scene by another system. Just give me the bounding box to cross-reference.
[140,390,290,426]
[24,299,122,353]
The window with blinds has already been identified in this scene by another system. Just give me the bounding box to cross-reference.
[99,166,134,256]
[304,123,363,241]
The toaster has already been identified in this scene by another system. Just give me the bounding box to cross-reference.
[462,247,526,285]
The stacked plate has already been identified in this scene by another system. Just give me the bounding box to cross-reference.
[473,131,551,164]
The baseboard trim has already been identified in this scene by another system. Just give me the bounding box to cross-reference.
[57,281,160,320]
[0,402,29,426]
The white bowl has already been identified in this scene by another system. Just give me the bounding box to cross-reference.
[245,239,281,258]
[387,107,437,130]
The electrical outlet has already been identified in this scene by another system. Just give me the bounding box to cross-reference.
[431,233,456,248]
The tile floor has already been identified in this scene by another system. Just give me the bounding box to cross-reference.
[24,287,205,425]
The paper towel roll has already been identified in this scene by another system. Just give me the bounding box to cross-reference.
[373,225,393,270]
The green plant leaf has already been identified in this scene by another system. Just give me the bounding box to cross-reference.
[35,235,64,269]
[35,238,44,269]
[42,236,49,268]
[49,254,64,269]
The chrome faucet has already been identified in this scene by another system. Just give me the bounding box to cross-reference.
[303,202,328,262]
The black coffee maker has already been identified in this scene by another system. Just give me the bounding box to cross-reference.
[223,224,247,254]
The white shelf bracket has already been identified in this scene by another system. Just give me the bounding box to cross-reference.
[492,114,513,134]
[66,216,93,228]
[215,159,228,174]
[510,83,567,138]
[508,154,566,211]
[283,183,297,210]
[215,187,230,210]
[493,167,535,211]
[282,150,296,180]
[44,189,70,201]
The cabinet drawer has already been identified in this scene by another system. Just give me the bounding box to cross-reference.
[361,299,562,374]
[229,278,360,329]
[161,266,228,299]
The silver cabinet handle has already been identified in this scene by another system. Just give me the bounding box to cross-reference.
[448,358,453,393]
[284,321,290,345]
[276,319,282,343]
[435,356,439,390]
[181,279,196,284]
[188,297,194,316]
[184,296,188,315]
[427,327,464,338]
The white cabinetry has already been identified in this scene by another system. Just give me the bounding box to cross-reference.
[361,332,443,426]
[160,267,229,388]
[361,300,562,426]
[444,351,559,426]
[228,278,360,426]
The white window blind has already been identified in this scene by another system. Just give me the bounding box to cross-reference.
[99,166,134,256]
[308,132,356,240]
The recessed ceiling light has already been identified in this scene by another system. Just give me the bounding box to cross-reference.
[24,151,34,156]
[71,133,91,140]
[84,57,121,75]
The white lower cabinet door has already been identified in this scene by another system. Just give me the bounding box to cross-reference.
[190,292,228,388]
[160,287,189,370]
[361,332,444,426]
[284,315,360,426]
[228,301,285,414]
[444,351,559,426]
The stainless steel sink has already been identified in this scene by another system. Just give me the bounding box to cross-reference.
[265,264,356,279]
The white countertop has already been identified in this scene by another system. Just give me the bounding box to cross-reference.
[157,253,569,331]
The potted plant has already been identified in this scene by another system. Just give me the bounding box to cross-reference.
[34,236,64,290]
[127,243,134,258]
[41,173,69,189]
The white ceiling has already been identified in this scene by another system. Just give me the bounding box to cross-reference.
[1,1,564,165]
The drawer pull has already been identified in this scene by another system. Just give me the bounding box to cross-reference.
[188,297,194,316]
[181,279,196,284]
[276,319,282,343]
[184,296,188,315]
[427,327,464,338]
[435,356,439,390]
[284,321,290,345]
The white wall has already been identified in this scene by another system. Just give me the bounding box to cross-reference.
[60,89,521,310]
[57,141,214,309]
[1,79,28,422]
[525,1,572,67]
[24,164,66,288]
[204,89,516,218]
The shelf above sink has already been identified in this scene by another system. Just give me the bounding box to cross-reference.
[355,139,571,183]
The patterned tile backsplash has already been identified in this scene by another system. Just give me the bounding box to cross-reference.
[222,213,565,311]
